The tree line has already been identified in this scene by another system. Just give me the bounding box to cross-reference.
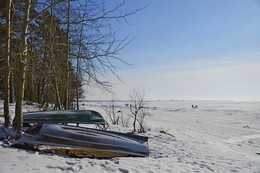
[0,0,140,137]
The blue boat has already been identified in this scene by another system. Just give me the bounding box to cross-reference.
[12,124,149,158]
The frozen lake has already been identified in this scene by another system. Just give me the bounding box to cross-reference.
[0,100,260,172]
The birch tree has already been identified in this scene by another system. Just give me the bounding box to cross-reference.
[65,0,71,110]
[13,0,31,137]
[3,0,12,128]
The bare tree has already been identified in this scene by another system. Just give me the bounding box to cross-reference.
[136,109,150,133]
[0,0,142,136]
[129,88,145,132]
[68,0,144,95]
[102,96,119,125]
[3,0,12,128]
[64,0,71,110]
[13,0,31,137]
[120,111,130,128]
[75,18,84,110]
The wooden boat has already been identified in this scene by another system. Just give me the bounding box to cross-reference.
[23,110,106,126]
[12,124,149,158]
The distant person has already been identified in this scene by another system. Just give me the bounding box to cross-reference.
[192,105,198,108]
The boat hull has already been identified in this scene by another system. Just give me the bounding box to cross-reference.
[23,110,106,125]
[12,124,149,158]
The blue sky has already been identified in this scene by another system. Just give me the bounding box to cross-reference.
[86,0,260,101]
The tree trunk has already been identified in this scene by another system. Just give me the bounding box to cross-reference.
[133,114,137,132]
[54,77,62,110]
[75,11,88,110]
[10,74,14,103]
[65,63,70,109]
[65,0,71,110]
[76,21,84,111]
[76,62,80,110]
[13,0,31,137]
[4,0,12,128]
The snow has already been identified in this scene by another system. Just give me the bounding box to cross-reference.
[1,100,260,173]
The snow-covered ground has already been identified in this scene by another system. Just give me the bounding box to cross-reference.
[0,100,260,173]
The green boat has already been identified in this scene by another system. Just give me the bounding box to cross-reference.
[23,110,106,126]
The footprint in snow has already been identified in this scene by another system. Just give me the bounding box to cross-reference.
[65,161,76,165]
[118,168,129,173]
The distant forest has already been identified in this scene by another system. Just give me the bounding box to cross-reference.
[0,0,138,134]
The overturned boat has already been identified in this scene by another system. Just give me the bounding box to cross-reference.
[12,124,149,158]
[23,110,106,125]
